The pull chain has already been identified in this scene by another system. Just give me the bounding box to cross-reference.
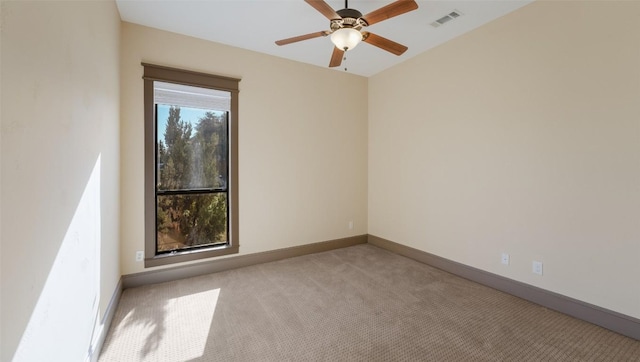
[342,0,351,71]
[343,49,349,72]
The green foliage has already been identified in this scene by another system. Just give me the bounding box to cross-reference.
[194,111,228,188]
[156,106,228,251]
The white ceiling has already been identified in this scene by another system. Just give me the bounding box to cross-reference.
[116,0,533,77]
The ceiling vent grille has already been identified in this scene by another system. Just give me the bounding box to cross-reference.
[430,10,463,28]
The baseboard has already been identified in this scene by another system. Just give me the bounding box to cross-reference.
[123,234,367,289]
[368,234,640,341]
[88,277,123,362]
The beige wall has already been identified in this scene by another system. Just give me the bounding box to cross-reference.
[2,2,636,358]
[120,23,368,275]
[369,0,640,319]
[1,1,121,361]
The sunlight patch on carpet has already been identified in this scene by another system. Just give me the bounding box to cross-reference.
[104,288,220,361]
[161,288,220,360]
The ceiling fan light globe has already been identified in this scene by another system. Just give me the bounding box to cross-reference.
[330,28,362,51]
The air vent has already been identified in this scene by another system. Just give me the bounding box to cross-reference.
[430,10,463,28]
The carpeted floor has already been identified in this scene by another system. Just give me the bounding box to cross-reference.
[99,244,640,361]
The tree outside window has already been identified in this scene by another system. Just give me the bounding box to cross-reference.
[143,64,239,267]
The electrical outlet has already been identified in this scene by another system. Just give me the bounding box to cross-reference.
[501,253,510,265]
[136,251,144,262]
[348,221,354,230]
[532,261,543,275]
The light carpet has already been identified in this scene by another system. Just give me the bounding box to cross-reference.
[100,244,640,361]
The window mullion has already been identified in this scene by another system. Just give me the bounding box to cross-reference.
[157,189,228,196]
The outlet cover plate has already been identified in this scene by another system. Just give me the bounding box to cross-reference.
[533,260,543,275]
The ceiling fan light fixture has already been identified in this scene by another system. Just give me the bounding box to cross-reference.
[330,27,362,51]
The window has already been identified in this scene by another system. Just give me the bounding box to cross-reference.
[143,63,240,267]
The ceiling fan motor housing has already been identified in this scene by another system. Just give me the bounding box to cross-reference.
[331,8,367,31]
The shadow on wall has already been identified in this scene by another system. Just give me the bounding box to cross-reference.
[12,155,103,362]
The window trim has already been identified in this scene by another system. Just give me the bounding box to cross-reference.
[143,63,240,267]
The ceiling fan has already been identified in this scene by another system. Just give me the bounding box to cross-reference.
[275,0,419,68]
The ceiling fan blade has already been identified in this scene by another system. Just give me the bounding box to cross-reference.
[362,32,408,55]
[329,47,345,67]
[305,0,340,20]
[275,31,329,46]
[362,0,418,26]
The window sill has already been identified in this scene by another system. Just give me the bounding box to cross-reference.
[144,244,239,268]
